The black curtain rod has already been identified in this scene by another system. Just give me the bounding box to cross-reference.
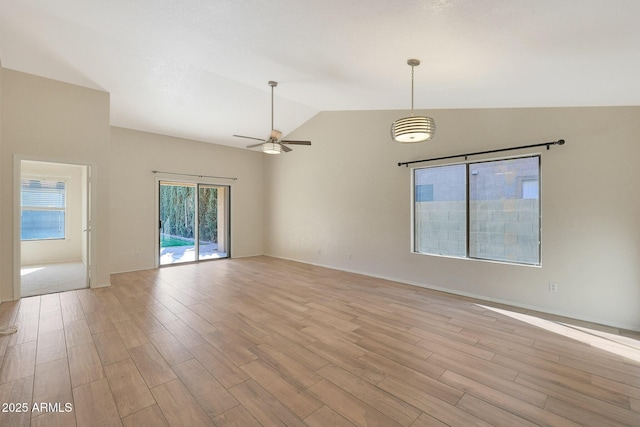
[397,139,565,167]
[152,170,238,181]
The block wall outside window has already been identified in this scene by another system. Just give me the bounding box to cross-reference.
[413,156,540,265]
[414,164,466,257]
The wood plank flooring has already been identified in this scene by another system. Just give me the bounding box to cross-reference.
[0,256,639,426]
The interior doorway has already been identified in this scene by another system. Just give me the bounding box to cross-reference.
[19,160,91,297]
[159,181,229,265]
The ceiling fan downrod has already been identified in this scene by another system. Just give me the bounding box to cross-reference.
[269,80,277,137]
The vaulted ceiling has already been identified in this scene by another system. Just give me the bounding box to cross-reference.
[1,1,639,149]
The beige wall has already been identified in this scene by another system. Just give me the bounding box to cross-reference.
[265,107,640,331]
[2,65,638,331]
[1,68,264,293]
[0,68,111,300]
[0,65,3,299]
[109,127,264,273]
[20,161,85,265]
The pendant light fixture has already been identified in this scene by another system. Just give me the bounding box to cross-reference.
[391,59,435,143]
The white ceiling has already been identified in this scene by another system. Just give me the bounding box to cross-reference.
[1,0,639,149]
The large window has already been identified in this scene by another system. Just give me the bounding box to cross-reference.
[413,156,540,265]
[21,178,67,240]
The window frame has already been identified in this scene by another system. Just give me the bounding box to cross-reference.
[20,177,68,241]
[411,154,541,266]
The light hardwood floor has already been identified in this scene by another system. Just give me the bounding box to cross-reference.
[0,256,639,426]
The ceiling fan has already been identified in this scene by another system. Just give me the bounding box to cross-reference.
[234,81,311,154]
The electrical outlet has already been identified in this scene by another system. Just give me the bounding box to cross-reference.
[549,282,558,292]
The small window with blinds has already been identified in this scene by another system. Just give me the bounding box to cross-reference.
[21,178,67,240]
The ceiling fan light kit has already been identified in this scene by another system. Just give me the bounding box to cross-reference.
[233,81,312,154]
[391,59,435,143]
[262,142,282,154]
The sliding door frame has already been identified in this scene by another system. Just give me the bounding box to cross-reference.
[154,175,231,268]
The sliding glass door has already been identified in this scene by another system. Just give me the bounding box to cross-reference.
[159,181,229,265]
[198,185,227,261]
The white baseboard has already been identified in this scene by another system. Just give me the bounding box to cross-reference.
[90,282,112,289]
[267,254,639,333]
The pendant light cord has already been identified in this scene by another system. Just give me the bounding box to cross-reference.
[406,59,421,117]
[410,65,415,116]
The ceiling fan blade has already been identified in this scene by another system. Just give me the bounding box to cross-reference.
[246,142,266,148]
[281,140,312,145]
[233,134,267,142]
[281,144,292,153]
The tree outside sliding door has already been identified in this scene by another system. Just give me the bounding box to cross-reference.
[159,181,229,265]
[159,182,195,264]
[198,185,228,261]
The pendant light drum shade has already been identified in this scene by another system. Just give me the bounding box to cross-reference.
[391,116,435,143]
[391,59,435,143]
